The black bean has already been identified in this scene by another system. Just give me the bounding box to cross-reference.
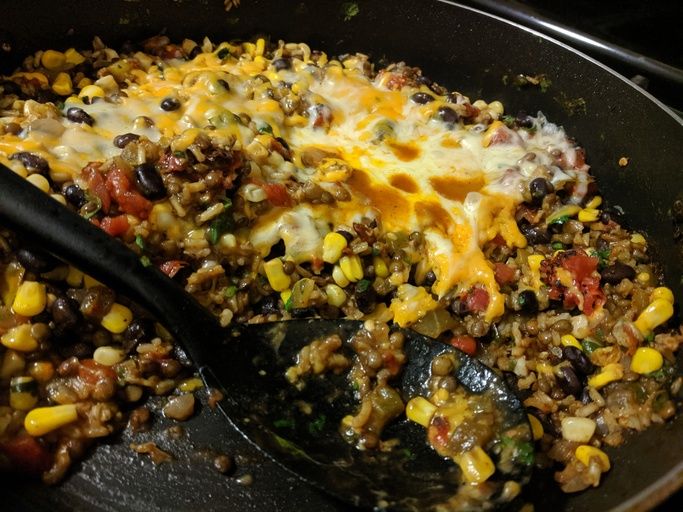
[518,222,550,244]
[450,299,467,316]
[61,183,86,208]
[516,111,534,128]
[80,287,116,320]
[113,132,140,148]
[563,346,595,375]
[16,247,58,274]
[66,107,94,126]
[272,57,291,71]
[133,163,167,200]
[124,318,156,348]
[600,262,635,285]
[217,79,230,92]
[529,177,553,204]
[355,285,377,314]
[336,230,355,243]
[160,97,181,111]
[517,290,538,312]
[600,206,624,225]
[290,307,316,318]
[10,152,49,173]
[51,297,81,329]
[557,366,581,396]
[436,106,459,125]
[424,270,437,287]
[259,295,280,315]
[410,92,434,104]
[188,45,202,59]
[1,80,21,96]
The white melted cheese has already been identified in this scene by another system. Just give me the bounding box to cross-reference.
[0,45,582,322]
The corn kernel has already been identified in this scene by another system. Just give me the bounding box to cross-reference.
[83,274,103,288]
[41,49,66,70]
[339,255,363,282]
[373,256,389,278]
[26,173,50,192]
[12,281,47,317]
[93,346,125,366]
[79,84,105,101]
[77,77,92,89]
[575,445,610,471]
[650,287,674,304]
[488,100,504,116]
[0,350,25,379]
[10,376,38,411]
[406,396,437,427]
[52,72,73,96]
[332,264,350,287]
[66,266,84,287]
[322,232,348,264]
[457,446,496,484]
[431,388,450,406]
[280,289,292,305]
[482,120,504,147]
[100,303,133,334]
[24,404,79,436]
[64,48,85,66]
[178,377,204,393]
[631,233,646,245]
[588,363,623,389]
[325,284,347,307]
[560,334,583,350]
[264,259,291,292]
[636,272,651,285]
[634,299,674,335]
[528,414,544,440]
[578,208,600,223]
[255,38,265,57]
[585,196,603,209]
[630,347,663,374]
[547,204,582,224]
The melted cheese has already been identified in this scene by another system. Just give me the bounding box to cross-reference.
[0,43,582,323]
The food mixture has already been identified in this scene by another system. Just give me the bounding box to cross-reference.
[0,35,681,502]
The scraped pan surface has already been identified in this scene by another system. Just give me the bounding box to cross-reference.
[1,1,682,511]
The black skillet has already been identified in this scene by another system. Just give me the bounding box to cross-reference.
[1,0,682,511]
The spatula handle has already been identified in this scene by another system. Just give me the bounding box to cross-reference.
[0,164,221,367]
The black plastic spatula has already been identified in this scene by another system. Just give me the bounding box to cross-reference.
[0,165,532,510]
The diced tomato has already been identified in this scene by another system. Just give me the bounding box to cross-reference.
[0,435,53,475]
[579,275,604,316]
[464,286,489,313]
[262,183,292,207]
[100,215,130,237]
[562,254,598,284]
[489,234,507,247]
[157,151,187,173]
[78,359,117,385]
[427,415,451,452]
[494,263,516,286]
[448,335,477,355]
[105,167,152,219]
[488,127,512,146]
[81,162,111,213]
[159,259,188,278]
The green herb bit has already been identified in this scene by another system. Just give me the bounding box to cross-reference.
[216,47,231,60]
[173,150,186,158]
[581,338,602,354]
[308,414,326,435]
[548,215,570,226]
[257,122,273,134]
[356,279,371,293]
[135,234,146,250]
[273,418,296,429]
[140,255,151,267]
[224,285,238,298]
[341,2,359,21]
[551,241,565,250]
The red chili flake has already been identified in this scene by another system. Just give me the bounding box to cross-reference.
[100,214,130,237]
[159,260,188,278]
[448,335,477,356]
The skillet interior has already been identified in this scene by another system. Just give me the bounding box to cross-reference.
[1,1,682,510]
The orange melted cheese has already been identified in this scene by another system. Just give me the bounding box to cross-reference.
[0,42,582,324]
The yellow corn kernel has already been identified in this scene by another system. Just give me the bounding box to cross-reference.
[546,204,582,224]
[406,396,437,427]
[325,284,347,307]
[457,446,496,484]
[575,445,610,471]
[26,173,50,193]
[636,272,651,285]
[332,264,350,287]
[527,254,544,270]
[77,77,92,89]
[255,38,265,56]
[264,259,291,292]
[41,49,66,70]
[631,233,646,245]
[578,208,600,223]
[650,287,674,304]
[322,232,348,264]
[280,289,292,305]
[66,266,84,287]
[634,299,674,335]
[100,303,133,334]
[178,377,204,393]
[482,120,504,147]
[588,363,623,389]
[373,256,389,278]
[52,72,73,96]
[12,281,47,317]
[488,100,504,116]
[560,334,583,350]
[93,346,125,366]
[339,255,363,282]
[0,350,26,379]
[585,196,603,209]
[78,84,105,100]
[64,48,85,66]
[10,376,38,411]
[536,361,554,376]
[630,347,663,374]
[528,414,544,440]
[83,274,103,288]
[24,404,79,436]
[431,388,450,406]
